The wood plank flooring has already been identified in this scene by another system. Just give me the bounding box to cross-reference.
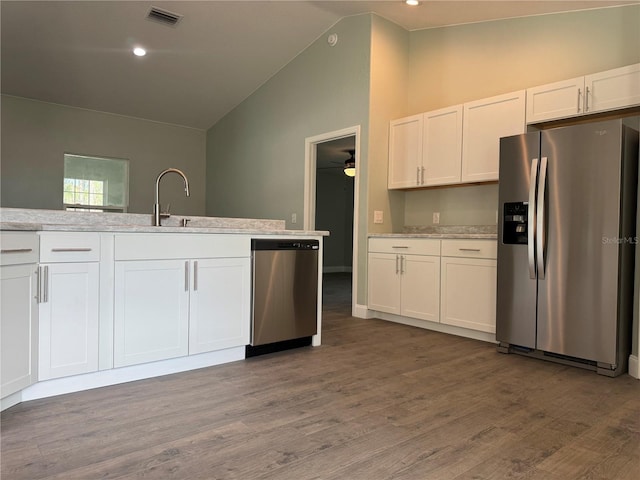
[2,272,639,479]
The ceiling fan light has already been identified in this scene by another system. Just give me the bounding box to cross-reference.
[344,160,356,177]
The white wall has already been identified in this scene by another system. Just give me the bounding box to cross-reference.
[1,96,206,215]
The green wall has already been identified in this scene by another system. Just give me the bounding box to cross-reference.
[206,14,371,226]
[1,95,206,215]
[404,4,640,228]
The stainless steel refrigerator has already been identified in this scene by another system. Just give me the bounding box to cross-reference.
[496,119,639,377]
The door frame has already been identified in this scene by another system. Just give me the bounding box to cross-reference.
[304,125,361,316]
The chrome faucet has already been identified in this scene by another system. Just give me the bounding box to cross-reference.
[153,168,190,226]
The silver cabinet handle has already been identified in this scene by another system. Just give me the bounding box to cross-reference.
[392,246,409,249]
[459,248,481,252]
[51,248,92,252]
[45,265,49,302]
[1,248,33,254]
[185,261,189,291]
[37,266,42,303]
[528,158,539,280]
[416,166,420,185]
[536,157,548,280]
[421,166,425,185]
[395,254,400,274]
[193,261,198,291]
[401,255,406,274]
[577,88,582,113]
[585,86,590,112]
[39,265,49,303]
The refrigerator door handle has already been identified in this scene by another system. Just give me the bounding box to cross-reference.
[536,156,548,279]
[528,157,539,279]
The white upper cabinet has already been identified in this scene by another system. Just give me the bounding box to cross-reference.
[585,63,640,113]
[461,90,526,183]
[526,77,585,124]
[388,114,423,189]
[423,105,463,186]
[526,63,640,124]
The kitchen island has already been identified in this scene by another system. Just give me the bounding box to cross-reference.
[0,208,327,411]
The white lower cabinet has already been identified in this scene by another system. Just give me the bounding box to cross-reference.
[368,238,440,322]
[1,263,38,397]
[440,240,497,334]
[38,262,100,380]
[1,232,39,399]
[113,234,251,368]
[114,260,190,367]
[37,233,101,381]
[368,237,497,337]
[189,258,250,355]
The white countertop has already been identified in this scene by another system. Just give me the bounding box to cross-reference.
[370,225,497,240]
[0,208,329,237]
[370,233,497,239]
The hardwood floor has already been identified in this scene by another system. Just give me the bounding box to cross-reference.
[2,272,639,479]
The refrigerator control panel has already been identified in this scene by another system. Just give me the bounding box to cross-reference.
[503,202,528,244]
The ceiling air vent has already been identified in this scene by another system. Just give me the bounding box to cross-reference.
[146,6,182,26]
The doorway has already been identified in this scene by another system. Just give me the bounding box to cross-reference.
[304,126,360,316]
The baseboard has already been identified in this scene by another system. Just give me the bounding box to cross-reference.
[21,346,245,403]
[353,304,374,319]
[1,390,23,412]
[323,266,353,273]
[629,354,639,379]
[372,310,497,344]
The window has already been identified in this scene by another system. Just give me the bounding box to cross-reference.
[63,154,129,212]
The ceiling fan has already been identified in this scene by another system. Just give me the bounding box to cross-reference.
[318,149,356,177]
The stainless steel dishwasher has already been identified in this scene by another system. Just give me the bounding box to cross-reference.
[248,239,319,356]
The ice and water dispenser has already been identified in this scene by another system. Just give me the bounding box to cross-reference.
[503,202,528,244]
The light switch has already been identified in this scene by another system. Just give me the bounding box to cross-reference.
[433,212,440,224]
[373,210,383,224]
[291,213,297,224]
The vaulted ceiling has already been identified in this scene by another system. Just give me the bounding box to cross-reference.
[2,1,636,130]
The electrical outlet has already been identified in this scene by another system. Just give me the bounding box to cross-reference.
[433,212,440,224]
[291,213,297,224]
[373,210,383,224]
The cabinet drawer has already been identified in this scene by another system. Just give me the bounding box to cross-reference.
[115,234,250,261]
[441,240,496,259]
[1,232,39,265]
[39,232,100,263]
[369,237,440,256]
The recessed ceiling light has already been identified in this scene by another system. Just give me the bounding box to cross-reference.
[405,0,420,6]
[133,47,147,57]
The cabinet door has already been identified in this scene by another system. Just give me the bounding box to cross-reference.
[114,260,189,367]
[400,255,440,322]
[367,253,401,314]
[526,77,584,124]
[38,263,99,380]
[462,90,525,183]
[423,105,463,186]
[440,257,497,333]
[189,258,250,354]
[388,114,423,189]
[1,264,37,397]
[586,63,640,114]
